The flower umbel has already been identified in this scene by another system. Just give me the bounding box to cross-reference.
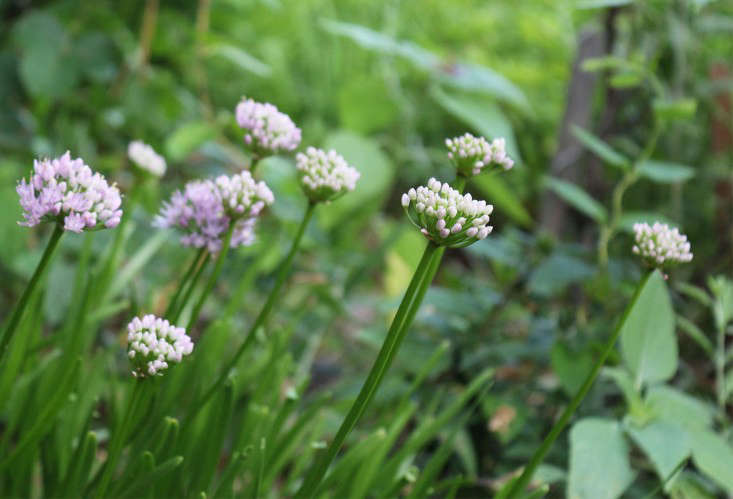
[154,171,274,252]
[445,133,514,177]
[128,141,166,177]
[632,222,693,268]
[235,97,301,156]
[16,151,123,232]
[296,147,360,203]
[401,178,493,248]
[127,314,193,377]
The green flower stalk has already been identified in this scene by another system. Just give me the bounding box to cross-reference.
[503,224,694,498]
[2,152,123,362]
[95,314,193,498]
[191,147,360,416]
[296,176,495,497]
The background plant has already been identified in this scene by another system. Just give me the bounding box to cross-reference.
[1,0,732,497]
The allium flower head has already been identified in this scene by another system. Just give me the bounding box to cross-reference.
[154,171,273,253]
[445,133,514,177]
[128,140,166,177]
[401,178,493,248]
[295,147,360,203]
[127,314,193,377]
[235,97,301,155]
[632,222,693,268]
[16,151,123,233]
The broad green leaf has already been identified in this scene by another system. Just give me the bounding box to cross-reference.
[571,125,629,169]
[627,420,690,483]
[617,212,676,233]
[319,131,395,228]
[645,386,713,432]
[544,177,607,223]
[690,430,733,493]
[581,55,630,73]
[430,86,520,160]
[471,174,532,228]
[165,121,219,162]
[207,43,271,77]
[620,270,678,388]
[568,418,634,499]
[638,160,695,183]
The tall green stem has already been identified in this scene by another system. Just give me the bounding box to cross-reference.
[504,272,653,498]
[95,380,147,498]
[192,203,316,415]
[165,247,207,319]
[0,224,64,362]
[170,250,210,323]
[597,123,662,267]
[295,242,440,498]
[186,224,235,331]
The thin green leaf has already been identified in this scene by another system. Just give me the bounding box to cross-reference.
[544,176,607,223]
[571,125,630,169]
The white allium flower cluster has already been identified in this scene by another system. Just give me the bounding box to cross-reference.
[445,133,514,177]
[127,314,193,378]
[128,141,166,177]
[401,178,493,248]
[235,97,301,155]
[16,151,123,233]
[295,147,360,203]
[632,222,693,268]
[154,171,274,253]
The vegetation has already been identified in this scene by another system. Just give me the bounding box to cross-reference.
[0,0,732,497]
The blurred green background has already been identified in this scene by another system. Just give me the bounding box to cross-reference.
[1,0,733,496]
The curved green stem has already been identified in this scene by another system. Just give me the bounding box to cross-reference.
[295,242,440,498]
[171,251,211,323]
[0,223,64,362]
[165,248,206,319]
[186,224,235,331]
[95,380,147,498]
[504,272,653,498]
[191,203,316,415]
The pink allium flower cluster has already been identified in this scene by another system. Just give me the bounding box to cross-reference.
[235,97,301,155]
[16,151,123,233]
[445,133,514,177]
[127,314,193,378]
[632,222,693,268]
[296,147,360,203]
[154,171,274,253]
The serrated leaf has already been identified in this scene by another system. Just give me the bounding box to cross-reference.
[638,160,695,183]
[620,271,677,388]
[568,418,634,499]
[544,177,607,223]
[571,125,629,169]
